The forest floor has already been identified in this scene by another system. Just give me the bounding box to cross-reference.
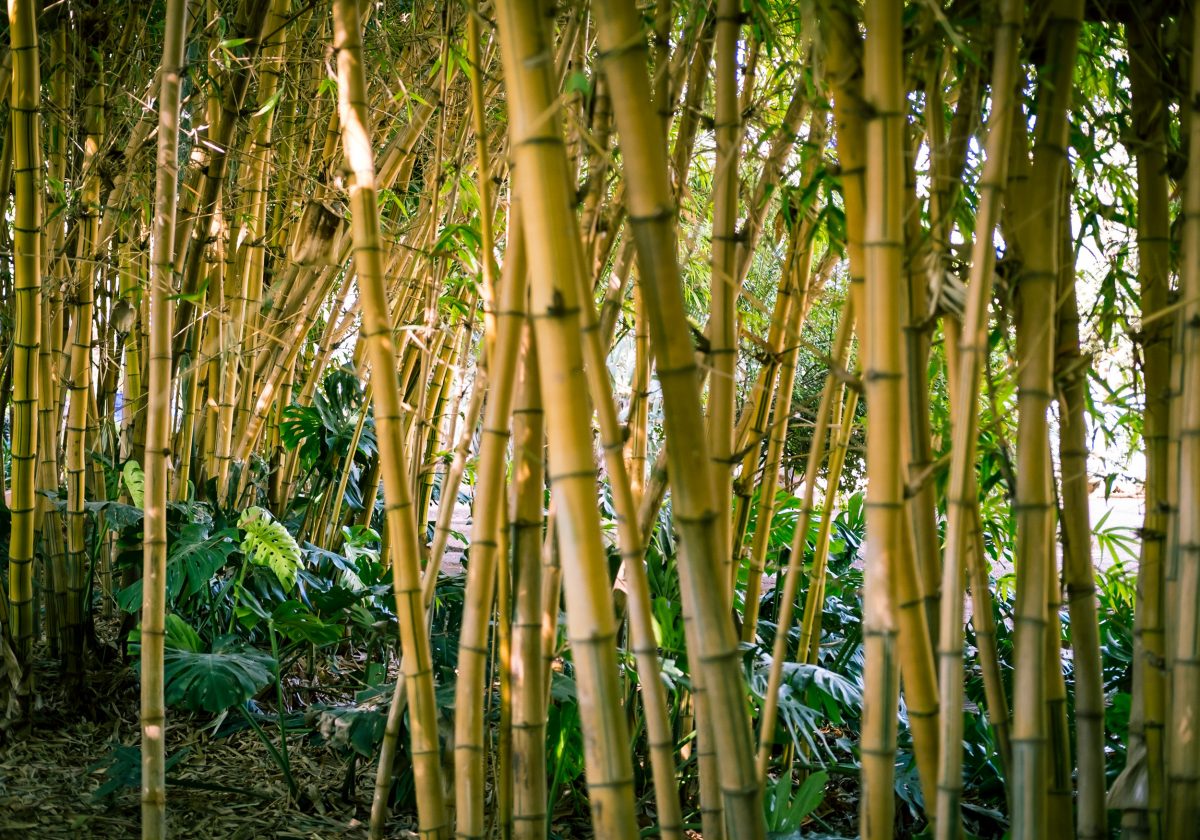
[0,627,411,839]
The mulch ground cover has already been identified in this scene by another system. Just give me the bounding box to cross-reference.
[0,640,412,839]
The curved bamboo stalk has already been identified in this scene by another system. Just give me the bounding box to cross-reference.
[332,2,448,836]
[934,4,1022,834]
[141,0,188,833]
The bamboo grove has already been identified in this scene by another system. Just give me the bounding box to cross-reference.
[0,0,1197,838]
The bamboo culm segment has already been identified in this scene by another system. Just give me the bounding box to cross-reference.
[935,3,1022,835]
[860,1,905,836]
[593,2,765,837]
[332,2,448,837]
[492,1,640,836]
[141,0,188,834]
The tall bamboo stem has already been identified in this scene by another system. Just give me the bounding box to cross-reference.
[934,4,1022,834]
[492,2,640,835]
[860,2,905,836]
[333,2,448,836]
[141,0,188,833]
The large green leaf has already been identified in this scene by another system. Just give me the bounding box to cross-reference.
[271,600,343,646]
[122,460,146,508]
[239,507,302,589]
[163,643,276,714]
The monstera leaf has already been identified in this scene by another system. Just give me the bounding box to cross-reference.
[163,638,276,714]
[239,507,302,589]
[271,600,343,646]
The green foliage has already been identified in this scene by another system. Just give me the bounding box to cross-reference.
[122,460,146,507]
[161,627,277,715]
[764,770,828,835]
[239,506,302,590]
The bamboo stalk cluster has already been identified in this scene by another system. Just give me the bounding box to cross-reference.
[0,2,1198,839]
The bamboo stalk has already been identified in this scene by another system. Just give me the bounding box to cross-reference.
[1166,9,1200,836]
[1121,17,1173,838]
[756,296,854,776]
[493,2,640,835]
[709,0,741,591]
[332,2,448,836]
[934,4,1022,834]
[593,3,765,836]
[1004,6,1082,836]
[860,2,905,836]
[510,327,547,840]
[451,215,527,840]
[141,0,188,833]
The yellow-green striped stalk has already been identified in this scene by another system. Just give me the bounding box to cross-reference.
[65,81,106,680]
[593,2,765,837]
[709,0,741,589]
[934,2,1022,834]
[493,1,640,835]
[860,1,905,835]
[38,19,70,655]
[142,0,188,833]
[332,2,448,836]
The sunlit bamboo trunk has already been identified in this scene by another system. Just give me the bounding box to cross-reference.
[493,2,641,835]
[934,4,1021,834]
[141,1,188,833]
[593,3,765,837]
[332,2,448,836]
[860,2,905,836]
[709,0,741,589]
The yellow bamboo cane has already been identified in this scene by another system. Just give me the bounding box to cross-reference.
[141,0,188,833]
[492,2,641,835]
[332,2,448,835]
